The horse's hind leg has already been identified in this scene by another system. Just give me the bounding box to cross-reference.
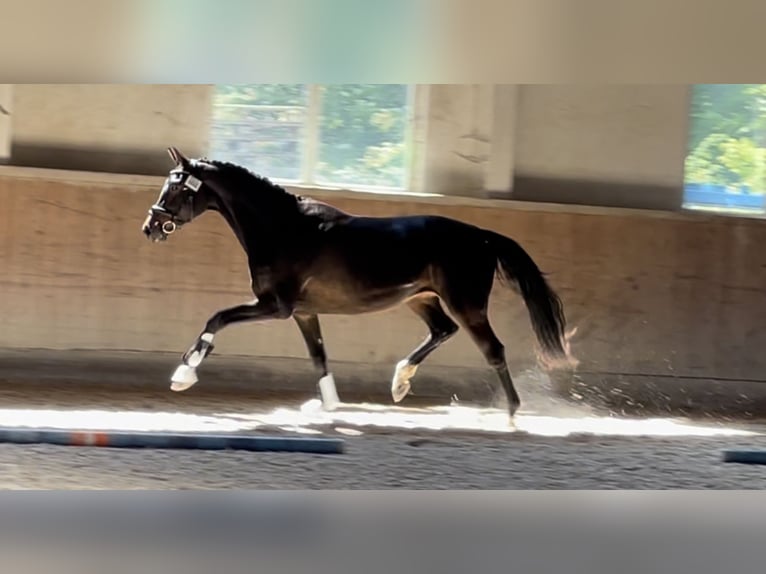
[392,296,458,403]
[448,307,520,418]
[437,258,520,419]
[293,313,339,411]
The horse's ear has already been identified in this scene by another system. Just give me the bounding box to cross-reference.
[167,146,190,168]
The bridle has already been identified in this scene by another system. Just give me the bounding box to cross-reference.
[148,168,204,235]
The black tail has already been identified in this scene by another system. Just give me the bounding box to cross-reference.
[486,230,571,366]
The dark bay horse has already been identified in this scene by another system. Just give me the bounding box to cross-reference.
[142,147,575,420]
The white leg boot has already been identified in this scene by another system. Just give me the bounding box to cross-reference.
[318,373,340,411]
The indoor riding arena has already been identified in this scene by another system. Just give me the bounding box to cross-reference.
[2,83,766,489]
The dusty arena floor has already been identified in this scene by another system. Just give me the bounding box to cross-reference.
[1,381,766,489]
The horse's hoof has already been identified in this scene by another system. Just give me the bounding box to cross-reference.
[300,398,324,414]
[391,380,411,403]
[507,403,520,429]
[170,364,198,391]
[391,361,416,403]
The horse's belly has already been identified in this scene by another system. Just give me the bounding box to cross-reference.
[294,278,425,315]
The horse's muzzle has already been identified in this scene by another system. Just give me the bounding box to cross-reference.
[142,213,172,242]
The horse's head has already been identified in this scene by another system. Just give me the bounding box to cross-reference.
[142,147,212,242]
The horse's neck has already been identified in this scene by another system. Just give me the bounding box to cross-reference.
[215,191,302,260]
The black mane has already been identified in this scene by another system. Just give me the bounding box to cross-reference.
[202,158,299,201]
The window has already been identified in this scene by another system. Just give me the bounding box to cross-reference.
[209,84,412,190]
[684,84,766,215]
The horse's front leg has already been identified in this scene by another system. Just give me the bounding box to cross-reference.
[170,295,292,391]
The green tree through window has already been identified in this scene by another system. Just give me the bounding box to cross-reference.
[210,84,411,189]
[685,85,766,213]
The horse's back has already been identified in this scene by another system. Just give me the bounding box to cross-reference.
[319,213,492,281]
[341,213,480,242]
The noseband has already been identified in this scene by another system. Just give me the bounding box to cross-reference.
[149,170,204,233]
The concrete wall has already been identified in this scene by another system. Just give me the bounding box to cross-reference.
[1,170,765,389]
[0,85,11,161]
[419,84,495,196]
[9,84,213,175]
[512,85,691,210]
